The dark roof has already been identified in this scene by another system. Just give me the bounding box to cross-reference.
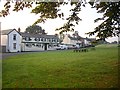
[1,29,14,35]
[68,35,84,40]
[1,29,59,39]
[20,32,59,39]
[67,35,96,42]
[1,29,21,35]
[84,38,96,41]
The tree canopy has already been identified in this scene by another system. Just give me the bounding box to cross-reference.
[25,25,47,34]
[0,0,119,40]
[87,1,120,40]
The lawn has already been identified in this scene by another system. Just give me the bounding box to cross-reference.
[2,44,119,88]
[0,60,2,89]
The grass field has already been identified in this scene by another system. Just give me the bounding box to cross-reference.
[0,60,2,89]
[2,44,119,88]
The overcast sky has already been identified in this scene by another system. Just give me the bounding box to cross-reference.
[0,1,118,42]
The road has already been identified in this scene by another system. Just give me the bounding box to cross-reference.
[0,50,68,60]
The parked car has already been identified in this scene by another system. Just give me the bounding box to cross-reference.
[55,44,68,50]
[59,45,68,50]
[68,46,75,49]
[55,46,61,50]
[68,45,77,49]
[74,45,80,49]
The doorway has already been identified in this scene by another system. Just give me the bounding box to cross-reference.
[44,43,48,50]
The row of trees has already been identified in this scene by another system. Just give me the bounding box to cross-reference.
[0,0,119,40]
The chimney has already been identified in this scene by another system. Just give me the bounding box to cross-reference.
[18,28,21,32]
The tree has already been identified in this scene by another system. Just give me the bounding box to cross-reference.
[1,0,119,40]
[25,25,47,34]
[0,1,84,34]
[87,1,120,40]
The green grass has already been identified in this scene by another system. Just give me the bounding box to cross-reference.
[0,60,2,89]
[2,44,119,88]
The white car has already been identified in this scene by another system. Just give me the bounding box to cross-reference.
[75,45,80,49]
[55,46,61,50]
[59,45,68,50]
[55,45,68,50]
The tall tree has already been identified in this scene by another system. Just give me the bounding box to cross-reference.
[0,1,84,34]
[1,0,119,39]
[87,1,120,40]
[25,25,47,34]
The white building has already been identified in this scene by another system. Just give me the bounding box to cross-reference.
[62,34,96,47]
[84,37,96,46]
[1,29,60,52]
[62,34,84,47]
[1,29,21,52]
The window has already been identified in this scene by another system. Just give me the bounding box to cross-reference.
[44,38,46,42]
[52,39,54,42]
[25,43,32,48]
[55,39,57,42]
[32,43,35,46]
[35,38,39,41]
[34,38,37,41]
[13,43,16,49]
[39,38,41,41]
[52,39,55,42]
[57,39,58,42]
[47,39,50,42]
[25,37,31,41]
[48,44,52,48]
[36,43,41,47]
[22,37,25,40]
[13,34,16,40]
[41,38,43,41]
[49,39,51,42]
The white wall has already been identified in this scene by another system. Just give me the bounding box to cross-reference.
[70,40,80,45]
[62,35,71,44]
[23,44,44,51]
[24,46,44,51]
[63,35,82,45]
[7,30,21,52]
[47,44,57,50]
[22,43,57,51]
[1,35,7,46]
[84,39,91,45]
[47,48,56,50]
